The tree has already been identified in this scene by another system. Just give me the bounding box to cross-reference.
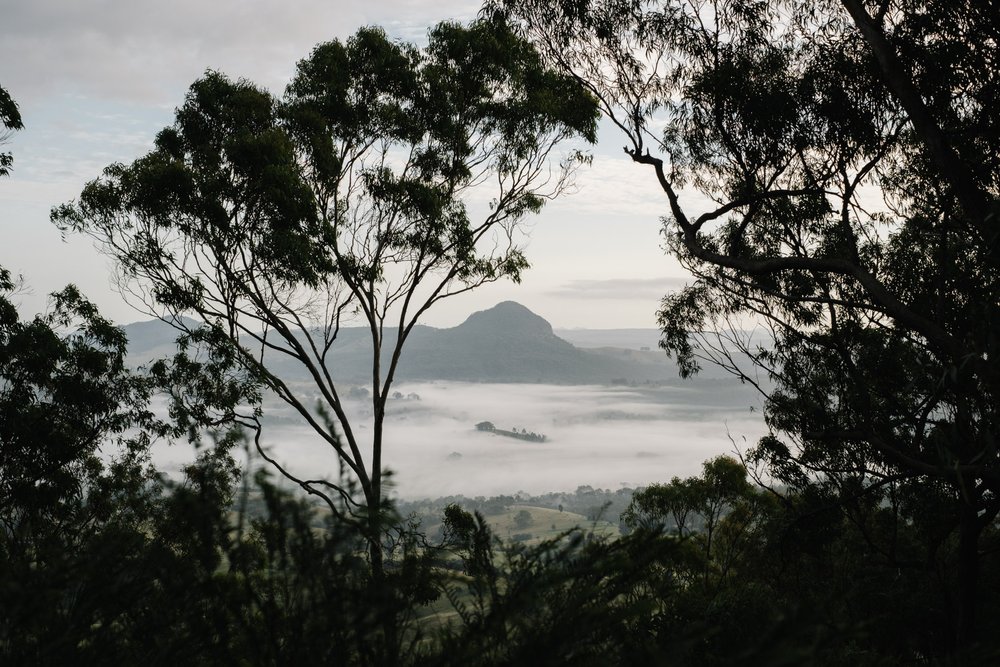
[622,457,767,584]
[0,271,149,660]
[54,19,597,610]
[0,271,160,548]
[436,503,677,666]
[0,269,447,665]
[0,266,249,663]
[623,474,699,539]
[0,85,23,177]
[491,0,1000,654]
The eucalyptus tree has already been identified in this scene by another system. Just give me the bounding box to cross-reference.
[489,0,1000,651]
[54,20,597,572]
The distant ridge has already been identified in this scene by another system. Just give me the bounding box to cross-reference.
[121,301,682,384]
[554,328,661,351]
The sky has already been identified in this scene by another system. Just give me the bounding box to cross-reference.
[0,0,695,330]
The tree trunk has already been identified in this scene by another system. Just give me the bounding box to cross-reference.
[955,502,981,651]
[365,475,401,667]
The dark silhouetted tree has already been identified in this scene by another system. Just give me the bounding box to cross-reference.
[0,266,253,663]
[491,0,1000,655]
[53,20,598,614]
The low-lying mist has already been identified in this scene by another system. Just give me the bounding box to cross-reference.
[199,381,766,500]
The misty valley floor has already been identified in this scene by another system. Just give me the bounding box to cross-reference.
[153,381,765,499]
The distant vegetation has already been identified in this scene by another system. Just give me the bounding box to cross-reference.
[475,421,547,443]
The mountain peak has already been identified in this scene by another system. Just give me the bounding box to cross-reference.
[456,301,554,337]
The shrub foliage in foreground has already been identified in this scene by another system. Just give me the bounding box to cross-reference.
[0,270,997,664]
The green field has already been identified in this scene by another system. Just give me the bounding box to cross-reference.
[482,505,618,543]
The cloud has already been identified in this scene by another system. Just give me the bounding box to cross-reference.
[547,153,722,220]
[0,0,480,105]
[548,276,689,301]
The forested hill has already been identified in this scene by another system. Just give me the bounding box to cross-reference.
[121,301,690,384]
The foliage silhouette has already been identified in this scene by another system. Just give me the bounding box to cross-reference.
[0,85,22,177]
[489,0,1000,655]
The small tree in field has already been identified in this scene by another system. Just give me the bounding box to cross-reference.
[54,20,597,572]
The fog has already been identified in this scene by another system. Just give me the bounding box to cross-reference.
[170,381,767,500]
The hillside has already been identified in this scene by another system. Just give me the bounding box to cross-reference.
[121,301,690,384]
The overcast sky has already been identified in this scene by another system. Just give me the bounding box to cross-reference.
[0,0,694,329]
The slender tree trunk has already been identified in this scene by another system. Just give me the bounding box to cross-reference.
[365,424,401,667]
[955,502,982,651]
[369,537,399,666]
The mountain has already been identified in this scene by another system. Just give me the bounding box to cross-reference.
[121,301,684,384]
[396,301,665,383]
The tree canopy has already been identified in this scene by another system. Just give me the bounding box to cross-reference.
[489,0,1000,652]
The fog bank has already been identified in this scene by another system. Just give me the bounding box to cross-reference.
[211,381,767,499]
